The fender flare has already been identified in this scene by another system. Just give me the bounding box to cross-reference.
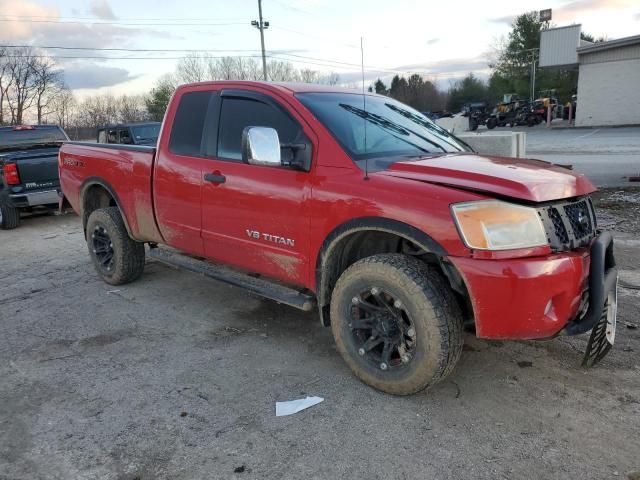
[79,177,134,238]
[314,216,448,325]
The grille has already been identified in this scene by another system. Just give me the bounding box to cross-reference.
[540,197,596,251]
[548,207,569,244]
[564,200,593,240]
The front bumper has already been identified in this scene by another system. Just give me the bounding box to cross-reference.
[9,189,61,208]
[449,232,616,340]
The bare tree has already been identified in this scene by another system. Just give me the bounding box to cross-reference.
[32,57,61,124]
[299,69,320,83]
[5,47,39,125]
[118,94,147,123]
[0,46,12,125]
[50,86,76,129]
[267,60,297,81]
[323,72,340,86]
[176,54,207,84]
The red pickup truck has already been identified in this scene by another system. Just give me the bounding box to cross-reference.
[59,81,618,395]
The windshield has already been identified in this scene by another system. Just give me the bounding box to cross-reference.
[0,126,67,150]
[131,124,160,143]
[297,92,472,169]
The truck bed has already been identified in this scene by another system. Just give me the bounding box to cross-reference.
[59,142,162,242]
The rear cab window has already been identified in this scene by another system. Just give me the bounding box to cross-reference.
[168,91,213,156]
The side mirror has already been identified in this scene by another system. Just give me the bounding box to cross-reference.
[241,126,281,167]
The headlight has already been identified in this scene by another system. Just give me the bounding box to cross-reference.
[451,200,548,250]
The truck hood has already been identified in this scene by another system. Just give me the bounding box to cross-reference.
[377,153,596,202]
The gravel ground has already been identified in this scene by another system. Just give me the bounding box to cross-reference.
[1,190,639,480]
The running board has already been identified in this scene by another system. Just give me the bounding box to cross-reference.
[148,247,316,312]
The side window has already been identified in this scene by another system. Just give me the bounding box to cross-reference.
[97,130,106,143]
[119,129,132,144]
[108,129,118,143]
[217,97,300,161]
[169,91,212,156]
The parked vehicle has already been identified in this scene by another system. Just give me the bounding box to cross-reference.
[59,82,618,395]
[0,125,68,229]
[97,122,161,146]
[461,102,497,130]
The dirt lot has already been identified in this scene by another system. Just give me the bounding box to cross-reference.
[1,189,639,480]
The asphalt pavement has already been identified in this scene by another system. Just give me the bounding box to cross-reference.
[521,125,640,187]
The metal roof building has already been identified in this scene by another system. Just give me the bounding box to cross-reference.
[540,27,640,127]
[575,34,640,127]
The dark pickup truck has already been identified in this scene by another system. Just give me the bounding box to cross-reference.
[0,125,68,229]
[97,122,161,146]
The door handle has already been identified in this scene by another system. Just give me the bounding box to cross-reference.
[204,172,226,184]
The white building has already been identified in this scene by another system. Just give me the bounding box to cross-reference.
[540,27,640,127]
[575,35,640,127]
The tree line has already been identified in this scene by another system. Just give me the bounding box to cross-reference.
[1,14,598,134]
[145,54,340,121]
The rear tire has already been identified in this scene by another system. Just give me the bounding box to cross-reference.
[0,202,20,230]
[487,117,497,129]
[330,254,464,395]
[86,207,145,285]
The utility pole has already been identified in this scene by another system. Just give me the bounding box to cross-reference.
[251,0,269,81]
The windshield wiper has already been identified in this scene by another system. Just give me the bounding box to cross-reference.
[339,104,431,154]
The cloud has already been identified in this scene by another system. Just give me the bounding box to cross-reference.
[490,0,637,24]
[0,0,162,49]
[89,0,117,20]
[0,0,167,91]
[63,62,139,89]
[426,38,439,45]
[490,15,516,25]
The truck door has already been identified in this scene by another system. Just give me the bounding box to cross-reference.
[153,89,218,256]
[200,89,313,287]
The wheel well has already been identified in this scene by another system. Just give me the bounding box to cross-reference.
[81,184,118,235]
[316,228,473,327]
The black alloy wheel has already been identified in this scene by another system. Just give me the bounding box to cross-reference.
[91,224,115,274]
[350,286,416,371]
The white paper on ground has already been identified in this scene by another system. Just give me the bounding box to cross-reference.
[275,396,324,417]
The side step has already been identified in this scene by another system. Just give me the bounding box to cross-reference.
[148,247,316,312]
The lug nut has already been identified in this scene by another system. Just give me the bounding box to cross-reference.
[358,348,365,356]
[380,362,388,370]
[371,287,379,295]
[407,328,415,337]
[394,300,402,308]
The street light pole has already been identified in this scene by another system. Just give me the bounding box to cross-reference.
[252,0,269,81]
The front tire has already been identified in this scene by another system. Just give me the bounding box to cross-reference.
[86,207,145,285]
[0,202,20,230]
[330,254,464,395]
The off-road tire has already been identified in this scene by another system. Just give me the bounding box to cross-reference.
[486,117,498,130]
[330,254,464,395]
[468,118,479,131]
[0,202,20,230]
[86,207,145,285]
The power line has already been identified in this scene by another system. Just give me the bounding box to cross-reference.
[2,44,262,53]
[0,19,247,27]
[0,15,248,21]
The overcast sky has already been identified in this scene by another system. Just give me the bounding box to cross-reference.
[1,0,638,97]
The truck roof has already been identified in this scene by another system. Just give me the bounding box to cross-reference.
[176,80,377,96]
